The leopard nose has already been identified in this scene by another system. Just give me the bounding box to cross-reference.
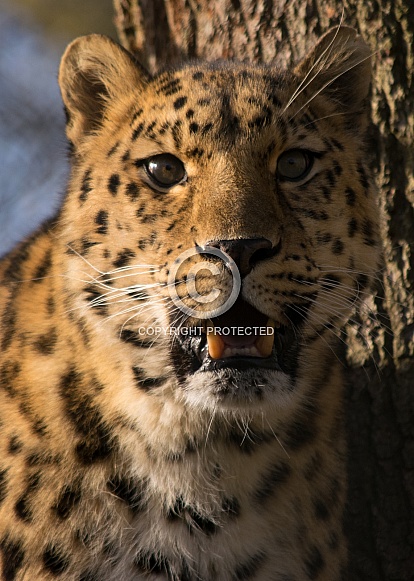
[204,238,280,277]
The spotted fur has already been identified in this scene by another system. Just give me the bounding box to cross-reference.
[0,27,379,580]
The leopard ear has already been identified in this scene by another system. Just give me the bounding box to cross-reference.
[293,26,372,113]
[59,34,150,147]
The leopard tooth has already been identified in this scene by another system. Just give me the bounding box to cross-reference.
[206,322,225,359]
[255,318,275,358]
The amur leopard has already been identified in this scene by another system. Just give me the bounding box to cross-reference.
[0,26,379,581]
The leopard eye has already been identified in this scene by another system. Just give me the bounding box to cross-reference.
[144,154,186,189]
[276,149,313,181]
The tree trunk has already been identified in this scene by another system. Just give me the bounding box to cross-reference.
[113,1,414,579]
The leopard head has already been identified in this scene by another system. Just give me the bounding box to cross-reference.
[58,29,379,414]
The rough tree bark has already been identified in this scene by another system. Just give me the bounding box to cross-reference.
[113,1,414,579]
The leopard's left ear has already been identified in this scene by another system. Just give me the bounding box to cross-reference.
[59,34,151,148]
[294,26,372,113]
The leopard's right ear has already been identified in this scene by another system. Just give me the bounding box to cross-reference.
[293,27,371,116]
[59,34,151,148]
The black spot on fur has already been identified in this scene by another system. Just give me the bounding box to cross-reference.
[14,497,32,522]
[132,122,145,141]
[126,182,140,201]
[136,203,146,219]
[32,417,48,437]
[304,545,325,579]
[356,274,369,292]
[166,496,218,535]
[0,534,25,581]
[321,186,331,201]
[82,287,107,316]
[13,471,41,520]
[325,169,336,187]
[202,122,213,135]
[113,248,136,268]
[8,436,23,455]
[119,330,153,348]
[189,511,217,535]
[357,162,370,191]
[95,210,108,235]
[248,107,272,129]
[108,174,120,196]
[348,217,358,237]
[75,432,113,465]
[362,218,377,246]
[0,469,8,505]
[53,484,82,520]
[34,328,57,355]
[158,77,181,96]
[331,138,344,151]
[333,162,343,177]
[345,186,356,206]
[135,552,169,574]
[131,108,143,123]
[0,361,20,398]
[25,451,59,467]
[107,475,146,515]
[0,300,16,352]
[297,208,329,221]
[269,93,282,108]
[166,219,177,232]
[43,544,70,575]
[192,71,204,80]
[316,232,332,244]
[332,238,344,255]
[47,293,55,316]
[174,96,187,109]
[2,231,37,283]
[171,119,183,148]
[79,237,99,256]
[222,496,241,518]
[253,461,291,505]
[107,141,120,157]
[132,366,166,390]
[60,369,115,464]
[79,168,92,202]
[187,147,205,158]
[33,248,52,281]
[189,122,199,134]
[159,121,171,135]
[232,552,266,580]
[313,497,330,521]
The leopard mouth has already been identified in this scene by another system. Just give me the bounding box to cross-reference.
[171,298,303,376]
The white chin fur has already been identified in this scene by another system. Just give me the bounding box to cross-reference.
[182,368,294,413]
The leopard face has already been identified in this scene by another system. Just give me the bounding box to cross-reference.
[58,30,379,417]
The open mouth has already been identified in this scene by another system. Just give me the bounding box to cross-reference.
[172,298,302,375]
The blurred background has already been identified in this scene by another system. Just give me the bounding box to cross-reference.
[0,0,116,255]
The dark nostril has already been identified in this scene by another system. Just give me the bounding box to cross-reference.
[204,238,280,277]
